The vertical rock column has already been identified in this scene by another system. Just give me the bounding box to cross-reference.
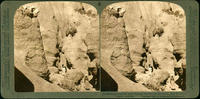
[101,6,134,78]
[14,5,48,77]
[36,3,59,68]
[123,3,146,69]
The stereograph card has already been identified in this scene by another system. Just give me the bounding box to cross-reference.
[0,0,199,98]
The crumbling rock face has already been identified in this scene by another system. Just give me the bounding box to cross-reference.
[14,2,99,92]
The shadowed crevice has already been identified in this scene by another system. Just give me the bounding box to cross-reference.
[101,68,118,91]
[173,52,182,61]
[15,67,34,92]
[87,52,96,62]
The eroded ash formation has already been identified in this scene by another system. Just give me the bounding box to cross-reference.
[101,2,186,91]
[14,2,99,92]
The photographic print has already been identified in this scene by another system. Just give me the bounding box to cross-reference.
[1,0,199,98]
[101,1,186,91]
[11,0,190,94]
[14,2,99,92]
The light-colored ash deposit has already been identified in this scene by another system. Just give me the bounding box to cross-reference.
[101,2,186,91]
[14,2,99,92]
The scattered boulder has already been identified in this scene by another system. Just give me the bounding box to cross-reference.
[144,70,170,91]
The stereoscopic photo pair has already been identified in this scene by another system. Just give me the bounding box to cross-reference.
[14,1,186,92]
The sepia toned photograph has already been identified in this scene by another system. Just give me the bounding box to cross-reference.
[101,2,186,91]
[14,1,186,92]
[14,2,99,92]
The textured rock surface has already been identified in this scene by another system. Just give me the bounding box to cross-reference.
[14,2,99,92]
